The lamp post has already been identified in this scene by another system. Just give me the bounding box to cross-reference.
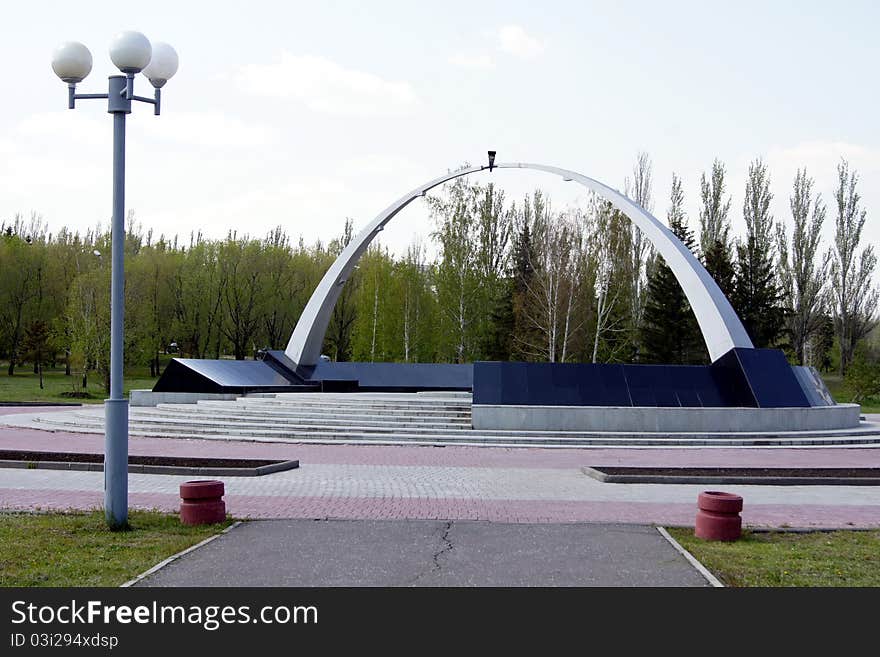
[52,31,178,529]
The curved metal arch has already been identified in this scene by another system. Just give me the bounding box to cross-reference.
[285,162,753,366]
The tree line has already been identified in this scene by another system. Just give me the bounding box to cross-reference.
[0,154,877,395]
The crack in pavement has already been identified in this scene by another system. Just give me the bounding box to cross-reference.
[432,521,454,572]
[407,520,454,586]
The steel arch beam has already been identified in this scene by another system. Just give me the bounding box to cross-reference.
[285,162,753,366]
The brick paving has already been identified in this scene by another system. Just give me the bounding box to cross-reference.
[0,408,878,529]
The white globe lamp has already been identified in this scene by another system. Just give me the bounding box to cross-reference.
[142,42,179,88]
[51,41,93,83]
[109,31,152,73]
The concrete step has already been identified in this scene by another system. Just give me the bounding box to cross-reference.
[225,397,473,411]
[34,411,880,443]
[132,409,472,429]
[182,401,472,418]
[30,419,880,448]
[145,405,472,421]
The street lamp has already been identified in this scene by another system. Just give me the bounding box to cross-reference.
[52,31,178,529]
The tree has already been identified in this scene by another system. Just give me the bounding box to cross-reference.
[776,169,829,364]
[127,241,177,376]
[260,227,303,350]
[511,194,539,360]
[811,313,835,372]
[393,241,436,362]
[21,320,52,389]
[0,226,44,375]
[699,159,735,299]
[218,234,264,360]
[845,343,880,404]
[352,244,394,361]
[66,267,110,392]
[473,183,514,360]
[828,160,879,374]
[624,152,654,357]
[733,158,784,348]
[430,178,479,363]
[587,200,633,363]
[171,239,224,359]
[640,174,705,364]
[515,206,584,362]
[324,219,358,361]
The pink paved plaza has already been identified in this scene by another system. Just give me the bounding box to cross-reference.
[1,407,879,529]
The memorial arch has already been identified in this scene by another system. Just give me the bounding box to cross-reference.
[285,161,754,367]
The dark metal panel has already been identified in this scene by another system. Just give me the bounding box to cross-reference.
[727,348,810,408]
[472,351,812,409]
[153,358,302,393]
[306,361,473,392]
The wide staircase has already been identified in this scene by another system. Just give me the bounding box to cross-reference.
[29,392,880,448]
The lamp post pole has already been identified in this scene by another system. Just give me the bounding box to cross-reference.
[105,74,131,528]
[53,32,179,529]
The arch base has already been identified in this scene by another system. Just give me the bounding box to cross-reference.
[153,347,826,412]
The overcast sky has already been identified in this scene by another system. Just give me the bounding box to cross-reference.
[1,0,878,276]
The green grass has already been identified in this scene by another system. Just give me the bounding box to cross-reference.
[0,365,159,405]
[668,528,880,587]
[0,510,233,587]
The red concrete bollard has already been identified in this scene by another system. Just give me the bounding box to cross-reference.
[180,480,226,526]
[695,490,743,541]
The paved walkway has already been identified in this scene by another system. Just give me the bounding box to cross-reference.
[135,519,709,587]
[1,407,879,528]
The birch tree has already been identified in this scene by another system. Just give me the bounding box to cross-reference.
[430,178,479,363]
[395,241,433,362]
[587,200,632,363]
[515,207,583,362]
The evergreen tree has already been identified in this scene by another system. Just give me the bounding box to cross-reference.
[473,183,513,360]
[483,275,515,360]
[733,159,784,348]
[511,195,538,359]
[640,174,705,364]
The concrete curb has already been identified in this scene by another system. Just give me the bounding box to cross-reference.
[0,459,299,477]
[582,466,880,486]
[120,520,242,588]
[656,526,724,588]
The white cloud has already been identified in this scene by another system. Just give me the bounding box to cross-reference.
[138,111,271,148]
[449,53,496,71]
[16,111,105,146]
[766,140,880,182]
[495,25,544,59]
[339,154,423,178]
[233,53,419,117]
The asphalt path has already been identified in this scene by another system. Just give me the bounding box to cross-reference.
[136,519,709,587]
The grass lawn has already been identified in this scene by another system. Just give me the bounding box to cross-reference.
[667,527,880,587]
[0,510,233,587]
[0,365,159,405]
